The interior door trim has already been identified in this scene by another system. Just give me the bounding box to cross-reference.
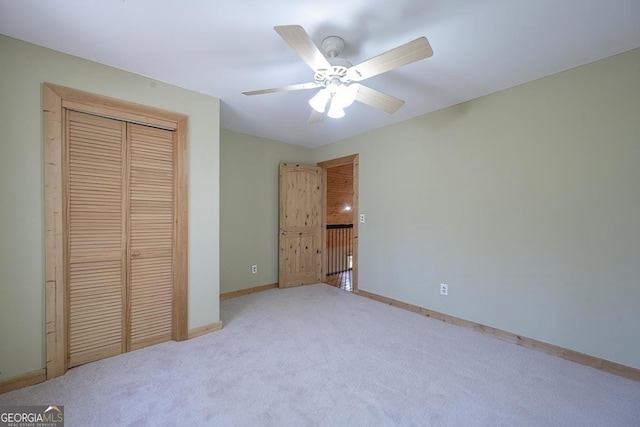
[43,83,189,379]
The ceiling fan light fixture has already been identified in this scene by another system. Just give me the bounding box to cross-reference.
[327,80,341,93]
[327,100,346,119]
[309,89,331,113]
[333,84,358,108]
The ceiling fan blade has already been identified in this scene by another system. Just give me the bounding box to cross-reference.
[352,83,405,114]
[347,37,433,82]
[274,25,331,71]
[242,82,320,96]
[308,109,325,124]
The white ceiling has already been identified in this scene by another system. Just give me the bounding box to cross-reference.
[1,0,640,148]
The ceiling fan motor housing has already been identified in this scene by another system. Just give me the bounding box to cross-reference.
[314,65,350,87]
[314,36,353,88]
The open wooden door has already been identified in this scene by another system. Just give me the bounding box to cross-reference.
[279,163,324,288]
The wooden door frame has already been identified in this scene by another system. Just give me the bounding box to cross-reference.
[317,154,359,292]
[43,83,189,379]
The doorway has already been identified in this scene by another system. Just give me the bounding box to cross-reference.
[318,155,359,293]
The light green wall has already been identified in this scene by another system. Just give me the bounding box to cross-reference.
[220,130,314,293]
[0,35,220,381]
[2,33,637,382]
[313,48,640,369]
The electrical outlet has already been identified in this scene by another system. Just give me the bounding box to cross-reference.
[251,264,258,274]
[440,283,448,296]
[359,213,366,223]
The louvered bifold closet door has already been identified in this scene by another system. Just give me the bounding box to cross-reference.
[129,124,174,350]
[67,111,126,367]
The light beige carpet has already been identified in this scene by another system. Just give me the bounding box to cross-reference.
[2,284,639,426]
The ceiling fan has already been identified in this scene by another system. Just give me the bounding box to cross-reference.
[242,25,433,123]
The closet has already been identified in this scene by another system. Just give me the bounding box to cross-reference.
[66,110,175,367]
